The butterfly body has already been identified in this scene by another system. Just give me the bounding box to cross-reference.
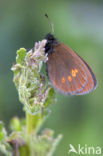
[45,33,97,95]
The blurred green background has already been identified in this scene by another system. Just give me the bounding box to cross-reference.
[0,0,103,156]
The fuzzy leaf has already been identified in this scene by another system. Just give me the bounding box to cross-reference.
[16,48,26,64]
[44,88,55,108]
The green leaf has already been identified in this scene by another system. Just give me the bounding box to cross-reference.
[10,117,22,131]
[16,48,26,64]
[44,88,55,108]
[0,122,6,141]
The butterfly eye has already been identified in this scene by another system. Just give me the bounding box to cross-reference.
[68,76,72,82]
[61,77,66,83]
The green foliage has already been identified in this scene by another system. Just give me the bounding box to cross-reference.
[0,122,12,156]
[16,48,26,65]
[10,117,25,132]
[11,40,54,115]
[0,39,62,156]
[0,122,5,141]
[0,117,62,156]
[44,88,56,108]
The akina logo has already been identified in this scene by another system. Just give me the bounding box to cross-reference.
[68,144,101,155]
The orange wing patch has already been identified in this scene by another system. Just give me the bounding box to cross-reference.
[61,77,66,83]
[68,76,72,82]
[75,68,78,73]
[71,68,78,77]
[61,69,78,84]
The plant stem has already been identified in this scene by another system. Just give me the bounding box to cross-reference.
[26,112,34,135]
[26,111,44,136]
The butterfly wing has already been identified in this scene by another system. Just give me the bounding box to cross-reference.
[47,42,97,95]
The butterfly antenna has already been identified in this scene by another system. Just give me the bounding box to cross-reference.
[45,14,54,34]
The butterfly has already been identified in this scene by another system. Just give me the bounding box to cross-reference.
[44,15,97,95]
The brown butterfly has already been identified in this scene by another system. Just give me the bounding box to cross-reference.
[44,15,97,95]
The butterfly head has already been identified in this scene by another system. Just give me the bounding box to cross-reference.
[45,33,58,55]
